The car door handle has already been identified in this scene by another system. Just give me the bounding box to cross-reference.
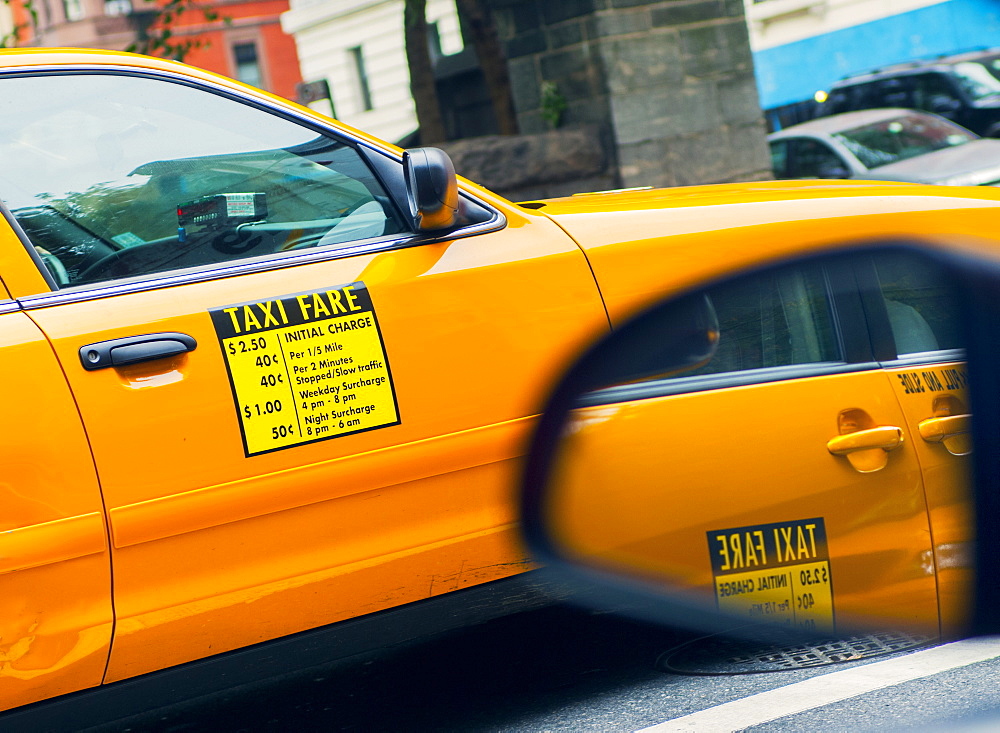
[918,414,971,442]
[826,426,904,455]
[79,333,197,370]
[918,414,972,456]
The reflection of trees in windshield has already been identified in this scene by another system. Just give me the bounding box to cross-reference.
[38,180,155,245]
[833,115,975,169]
[33,147,378,246]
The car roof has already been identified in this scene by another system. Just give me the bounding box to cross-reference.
[767,108,924,140]
[830,47,1000,87]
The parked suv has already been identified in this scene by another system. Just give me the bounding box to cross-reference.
[818,49,1000,137]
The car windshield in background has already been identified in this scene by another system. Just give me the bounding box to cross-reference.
[832,114,977,169]
[950,61,1000,101]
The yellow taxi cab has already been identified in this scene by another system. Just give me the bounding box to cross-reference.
[0,48,994,717]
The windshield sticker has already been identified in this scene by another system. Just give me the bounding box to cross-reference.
[707,518,834,633]
[111,232,145,247]
[210,282,399,456]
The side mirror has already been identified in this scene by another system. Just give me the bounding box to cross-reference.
[521,238,1000,641]
[402,147,459,232]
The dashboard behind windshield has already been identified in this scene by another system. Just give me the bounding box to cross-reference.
[833,114,976,169]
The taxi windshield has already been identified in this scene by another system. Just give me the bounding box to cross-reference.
[832,114,976,169]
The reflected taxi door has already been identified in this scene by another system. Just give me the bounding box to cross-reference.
[860,254,973,637]
[585,369,939,635]
[19,209,609,682]
[555,262,940,636]
[885,361,972,636]
[0,305,112,711]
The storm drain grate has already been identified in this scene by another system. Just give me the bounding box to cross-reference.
[659,629,934,675]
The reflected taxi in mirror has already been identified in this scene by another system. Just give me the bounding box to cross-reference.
[2,49,1000,723]
[525,247,982,642]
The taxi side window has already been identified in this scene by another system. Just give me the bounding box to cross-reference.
[873,254,961,356]
[685,266,840,377]
[769,140,790,178]
[0,73,407,289]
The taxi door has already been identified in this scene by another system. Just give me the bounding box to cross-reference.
[857,254,973,637]
[0,283,112,710]
[561,259,939,634]
[0,70,610,681]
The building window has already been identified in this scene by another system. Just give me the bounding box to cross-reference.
[103,0,131,16]
[63,0,84,21]
[349,46,373,112]
[233,43,263,88]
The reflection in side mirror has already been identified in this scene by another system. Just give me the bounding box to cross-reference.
[522,243,993,643]
[402,147,459,232]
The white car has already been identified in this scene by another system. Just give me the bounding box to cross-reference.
[768,108,1000,186]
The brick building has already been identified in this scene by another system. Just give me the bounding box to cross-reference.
[1,0,303,101]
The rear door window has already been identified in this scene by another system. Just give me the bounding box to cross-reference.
[681,264,841,379]
[871,253,962,358]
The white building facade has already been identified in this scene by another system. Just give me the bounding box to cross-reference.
[281,0,464,144]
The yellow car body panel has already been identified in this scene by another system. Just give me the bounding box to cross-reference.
[549,369,942,634]
[0,48,991,713]
[531,183,1000,323]
[0,311,112,709]
[884,361,973,636]
[18,213,610,681]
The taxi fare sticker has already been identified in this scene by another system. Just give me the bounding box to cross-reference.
[210,282,399,456]
[707,518,834,633]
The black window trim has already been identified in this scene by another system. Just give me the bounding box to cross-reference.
[826,254,875,363]
[0,65,506,306]
[879,348,966,369]
[576,361,884,409]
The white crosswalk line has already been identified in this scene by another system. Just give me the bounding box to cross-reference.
[637,636,1000,732]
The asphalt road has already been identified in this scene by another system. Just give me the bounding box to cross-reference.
[80,602,1000,732]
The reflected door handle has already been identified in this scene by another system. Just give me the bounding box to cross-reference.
[79,333,197,370]
[826,426,904,455]
[918,414,971,442]
[918,414,972,456]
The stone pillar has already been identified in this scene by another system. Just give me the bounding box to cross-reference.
[489,0,772,189]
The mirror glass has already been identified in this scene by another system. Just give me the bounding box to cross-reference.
[537,249,972,639]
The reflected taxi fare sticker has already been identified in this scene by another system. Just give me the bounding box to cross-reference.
[707,518,834,633]
[210,282,399,456]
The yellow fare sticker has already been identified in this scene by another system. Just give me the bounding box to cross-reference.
[210,282,399,456]
[707,518,834,633]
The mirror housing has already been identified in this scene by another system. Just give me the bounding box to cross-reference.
[402,147,460,232]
